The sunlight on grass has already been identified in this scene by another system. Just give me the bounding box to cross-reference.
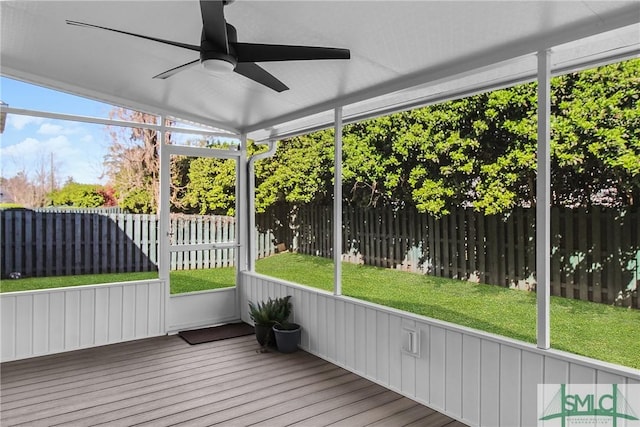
[256,252,640,369]
[0,271,158,292]
[0,269,236,294]
[169,268,235,294]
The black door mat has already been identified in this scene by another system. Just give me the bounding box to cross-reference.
[179,322,255,345]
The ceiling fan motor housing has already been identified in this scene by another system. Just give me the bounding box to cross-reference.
[200,46,238,69]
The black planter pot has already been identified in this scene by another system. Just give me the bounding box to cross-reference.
[255,323,276,347]
[273,323,301,353]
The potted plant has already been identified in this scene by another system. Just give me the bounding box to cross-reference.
[273,322,301,353]
[248,295,292,348]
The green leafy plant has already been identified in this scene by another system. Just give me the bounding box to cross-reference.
[248,295,293,349]
[248,295,292,326]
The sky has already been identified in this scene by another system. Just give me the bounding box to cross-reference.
[0,77,236,186]
[0,77,123,185]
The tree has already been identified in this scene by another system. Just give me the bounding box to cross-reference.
[343,59,638,215]
[183,157,237,215]
[551,60,640,207]
[105,109,165,213]
[49,181,106,207]
[0,153,61,208]
[100,60,639,216]
[254,132,335,213]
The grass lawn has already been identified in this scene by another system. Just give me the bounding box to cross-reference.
[169,268,235,294]
[0,270,235,294]
[0,271,159,292]
[256,253,640,369]
[2,252,638,369]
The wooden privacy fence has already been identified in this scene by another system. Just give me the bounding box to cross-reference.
[2,211,158,277]
[2,206,638,307]
[289,205,639,308]
[1,211,279,278]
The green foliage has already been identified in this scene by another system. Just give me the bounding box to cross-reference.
[105,60,638,216]
[248,295,292,326]
[254,133,334,212]
[118,187,154,213]
[183,157,236,215]
[49,182,106,207]
[251,60,639,216]
[551,60,640,206]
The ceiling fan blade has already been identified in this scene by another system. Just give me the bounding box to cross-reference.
[66,20,200,52]
[199,0,228,53]
[233,43,350,63]
[234,63,289,92]
[153,59,201,79]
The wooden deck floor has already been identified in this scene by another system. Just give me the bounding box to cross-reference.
[1,334,467,426]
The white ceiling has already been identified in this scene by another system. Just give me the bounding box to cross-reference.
[1,1,639,141]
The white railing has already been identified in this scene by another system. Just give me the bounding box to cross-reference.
[167,287,238,332]
[239,271,640,427]
[0,280,165,362]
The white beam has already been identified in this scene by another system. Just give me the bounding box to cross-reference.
[334,107,343,296]
[158,116,171,334]
[0,68,242,135]
[169,243,238,252]
[536,50,551,350]
[164,144,241,159]
[0,106,239,138]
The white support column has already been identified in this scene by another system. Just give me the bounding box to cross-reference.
[334,107,343,296]
[247,155,257,273]
[537,50,552,350]
[158,116,171,333]
[237,134,249,275]
[234,134,249,320]
[248,140,278,272]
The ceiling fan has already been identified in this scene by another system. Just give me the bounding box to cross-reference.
[66,0,350,92]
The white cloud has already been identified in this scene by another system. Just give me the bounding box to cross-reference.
[37,121,88,136]
[1,135,107,184]
[7,115,45,130]
[37,123,65,135]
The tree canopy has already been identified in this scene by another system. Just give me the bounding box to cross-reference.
[48,181,114,208]
[105,59,639,216]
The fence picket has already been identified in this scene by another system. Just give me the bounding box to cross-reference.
[578,208,589,301]
[458,208,466,280]
[591,208,602,303]
[564,210,575,298]
[507,213,515,287]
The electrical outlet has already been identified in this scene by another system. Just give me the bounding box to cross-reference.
[401,327,420,357]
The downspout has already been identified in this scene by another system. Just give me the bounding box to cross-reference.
[536,50,551,349]
[247,139,279,272]
[158,115,170,334]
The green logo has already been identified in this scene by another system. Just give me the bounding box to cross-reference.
[539,384,639,427]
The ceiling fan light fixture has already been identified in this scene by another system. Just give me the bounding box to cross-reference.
[202,58,235,74]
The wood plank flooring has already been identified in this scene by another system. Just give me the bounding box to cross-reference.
[1,334,467,426]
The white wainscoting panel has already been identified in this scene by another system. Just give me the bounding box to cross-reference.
[239,271,640,427]
[168,287,238,332]
[1,280,165,362]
